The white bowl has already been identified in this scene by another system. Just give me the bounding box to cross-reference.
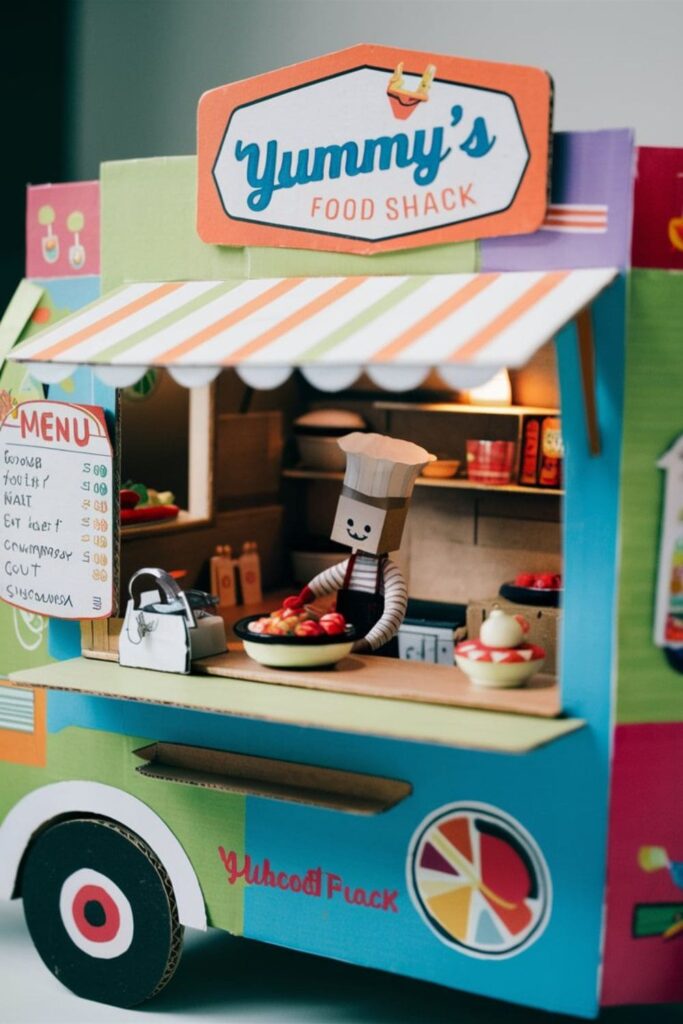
[455,654,544,689]
[235,615,356,669]
[242,636,354,669]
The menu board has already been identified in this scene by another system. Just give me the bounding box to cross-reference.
[0,400,114,619]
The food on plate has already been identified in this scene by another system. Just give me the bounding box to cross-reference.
[120,488,140,509]
[247,603,349,639]
[120,481,179,525]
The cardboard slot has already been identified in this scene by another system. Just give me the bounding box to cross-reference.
[133,741,412,815]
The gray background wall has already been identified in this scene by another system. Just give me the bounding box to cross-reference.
[67,0,683,179]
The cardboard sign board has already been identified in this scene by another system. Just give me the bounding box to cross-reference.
[482,130,634,271]
[653,434,683,649]
[198,45,552,254]
[0,401,113,620]
[602,723,683,1005]
[26,182,100,279]
[632,147,683,270]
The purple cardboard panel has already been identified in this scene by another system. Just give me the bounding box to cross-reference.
[481,130,634,271]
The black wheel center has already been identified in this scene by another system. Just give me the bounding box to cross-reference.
[83,899,107,928]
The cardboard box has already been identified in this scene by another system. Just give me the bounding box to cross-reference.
[216,411,283,507]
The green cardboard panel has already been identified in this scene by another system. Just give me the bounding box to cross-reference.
[0,280,43,372]
[0,601,53,678]
[0,726,245,936]
[617,270,683,723]
[245,239,477,277]
[0,283,53,678]
[55,727,245,935]
[101,157,246,291]
[100,156,476,292]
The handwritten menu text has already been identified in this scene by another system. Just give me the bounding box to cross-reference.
[0,400,113,619]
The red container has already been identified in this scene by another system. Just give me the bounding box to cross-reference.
[466,440,515,485]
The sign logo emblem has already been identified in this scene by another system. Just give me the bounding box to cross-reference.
[407,802,552,958]
[198,45,552,254]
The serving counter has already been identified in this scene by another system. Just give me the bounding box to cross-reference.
[11,654,581,753]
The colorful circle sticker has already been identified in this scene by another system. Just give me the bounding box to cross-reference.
[59,868,134,960]
[407,802,551,959]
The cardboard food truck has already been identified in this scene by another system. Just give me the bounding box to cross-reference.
[0,45,681,1018]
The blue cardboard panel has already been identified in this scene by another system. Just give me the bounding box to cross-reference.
[242,727,604,1018]
[48,691,605,1018]
[555,275,626,740]
[29,276,100,312]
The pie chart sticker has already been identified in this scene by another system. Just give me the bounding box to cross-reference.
[407,802,552,959]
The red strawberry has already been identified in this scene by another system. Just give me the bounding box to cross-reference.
[319,612,347,635]
[515,573,535,588]
[534,573,556,589]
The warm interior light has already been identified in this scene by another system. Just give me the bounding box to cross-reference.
[466,368,512,406]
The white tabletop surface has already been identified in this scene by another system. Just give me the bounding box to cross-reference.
[0,901,680,1023]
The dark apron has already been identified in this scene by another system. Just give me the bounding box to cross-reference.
[336,553,398,658]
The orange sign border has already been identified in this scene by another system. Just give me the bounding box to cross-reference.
[197,44,552,255]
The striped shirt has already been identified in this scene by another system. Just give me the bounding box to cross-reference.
[308,554,408,650]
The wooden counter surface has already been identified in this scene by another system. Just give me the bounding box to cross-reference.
[200,650,561,718]
[11,657,581,754]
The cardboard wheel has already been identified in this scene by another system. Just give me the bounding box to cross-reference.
[21,817,184,1007]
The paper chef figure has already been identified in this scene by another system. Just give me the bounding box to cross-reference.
[288,433,435,654]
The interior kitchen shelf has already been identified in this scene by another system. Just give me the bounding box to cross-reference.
[282,467,563,498]
[120,509,211,540]
[373,401,560,417]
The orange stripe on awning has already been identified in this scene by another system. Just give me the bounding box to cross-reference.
[447,271,570,362]
[36,283,184,360]
[222,276,367,364]
[544,217,607,228]
[158,278,303,363]
[371,275,500,361]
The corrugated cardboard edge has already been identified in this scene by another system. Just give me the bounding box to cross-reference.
[133,740,411,815]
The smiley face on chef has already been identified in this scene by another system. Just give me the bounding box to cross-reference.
[286,433,435,654]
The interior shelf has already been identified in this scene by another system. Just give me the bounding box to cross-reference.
[282,467,563,498]
[120,509,211,540]
[373,401,560,417]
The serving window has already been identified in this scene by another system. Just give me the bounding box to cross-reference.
[111,345,566,718]
[118,369,213,538]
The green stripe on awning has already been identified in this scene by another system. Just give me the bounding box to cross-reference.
[95,281,240,361]
[299,276,429,361]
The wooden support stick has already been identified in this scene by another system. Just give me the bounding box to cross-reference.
[576,307,601,456]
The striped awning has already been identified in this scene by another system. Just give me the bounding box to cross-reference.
[9,268,617,391]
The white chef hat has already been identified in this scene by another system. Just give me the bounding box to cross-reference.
[338,432,435,500]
